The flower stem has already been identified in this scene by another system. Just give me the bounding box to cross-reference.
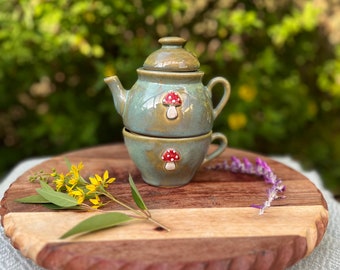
[102,191,169,231]
[102,192,142,216]
[147,217,171,232]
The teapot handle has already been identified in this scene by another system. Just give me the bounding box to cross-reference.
[207,77,231,120]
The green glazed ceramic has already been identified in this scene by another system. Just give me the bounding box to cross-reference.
[105,37,231,138]
[123,128,228,187]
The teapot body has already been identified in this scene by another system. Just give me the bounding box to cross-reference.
[104,36,231,138]
[123,68,214,137]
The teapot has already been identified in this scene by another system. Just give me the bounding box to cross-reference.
[104,36,231,137]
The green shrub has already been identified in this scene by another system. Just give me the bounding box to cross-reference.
[1,0,339,195]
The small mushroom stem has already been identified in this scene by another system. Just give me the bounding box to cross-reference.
[166,105,178,120]
[165,161,176,170]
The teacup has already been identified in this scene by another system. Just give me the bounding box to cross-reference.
[123,128,228,187]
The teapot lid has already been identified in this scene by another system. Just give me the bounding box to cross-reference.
[143,36,200,72]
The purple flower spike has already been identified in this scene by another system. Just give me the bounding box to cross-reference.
[280,185,286,192]
[230,156,242,173]
[243,158,253,174]
[262,160,272,172]
[206,155,286,215]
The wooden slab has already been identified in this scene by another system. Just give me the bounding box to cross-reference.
[0,144,328,270]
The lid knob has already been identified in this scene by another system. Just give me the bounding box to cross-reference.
[158,36,186,47]
[143,36,200,72]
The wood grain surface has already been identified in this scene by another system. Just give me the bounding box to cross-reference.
[0,144,328,270]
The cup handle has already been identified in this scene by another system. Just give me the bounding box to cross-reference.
[202,132,228,164]
[207,77,231,120]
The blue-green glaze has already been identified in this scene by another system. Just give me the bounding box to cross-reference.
[104,36,231,138]
[105,69,230,137]
[123,128,228,187]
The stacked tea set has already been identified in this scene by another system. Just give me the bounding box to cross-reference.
[104,37,231,187]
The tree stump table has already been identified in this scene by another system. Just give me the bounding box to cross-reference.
[0,144,328,270]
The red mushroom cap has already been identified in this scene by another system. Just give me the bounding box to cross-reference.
[162,91,182,106]
[161,148,180,162]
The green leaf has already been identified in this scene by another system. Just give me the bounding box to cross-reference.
[36,188,79,208]
[15,194,50,204]
[43,204,84,211]
[128,174,148,211]
[39,180,54,191]
[60,212,134,239]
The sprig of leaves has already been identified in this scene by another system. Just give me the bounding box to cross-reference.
[16,162,170,239]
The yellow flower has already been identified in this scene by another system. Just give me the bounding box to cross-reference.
[68,177,78,186]
[101,170,116,188]
[68,187,85,205]
[90,174,101,185]
[65,184,74,194]
[87,171,116,190]
[53,173,65,191]
[227,113,248,130]
[238,85,257,102]
[86,174,101,194]
[50,169,57,177]
[85,183,98,195]
[69,162,84,179]
[89,195,104,209]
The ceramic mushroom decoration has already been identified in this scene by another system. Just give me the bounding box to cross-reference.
[162,92,182,120]
[162,148,181,170]
[105,36,231,187]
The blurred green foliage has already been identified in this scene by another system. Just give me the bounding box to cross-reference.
[1,0,339,195]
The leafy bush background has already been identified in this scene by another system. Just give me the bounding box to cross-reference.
[1,0,339,196]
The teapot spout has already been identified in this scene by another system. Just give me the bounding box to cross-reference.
[104,76,127,116]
